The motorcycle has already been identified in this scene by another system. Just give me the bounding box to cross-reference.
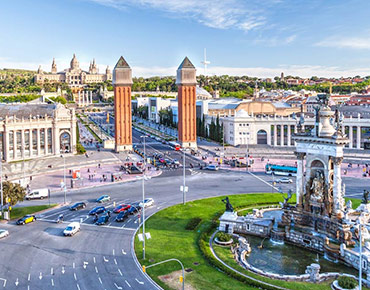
[56,214,64,224]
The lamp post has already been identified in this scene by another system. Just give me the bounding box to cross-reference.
[140,135,148,260]
[182,148,186,205]
[246,132,250,171]
[358,218,363,290]
[61,154,66,204]
[0,152,3,218]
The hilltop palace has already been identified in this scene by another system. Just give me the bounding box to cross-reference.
[34,54,112,88]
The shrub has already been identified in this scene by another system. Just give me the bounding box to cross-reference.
[185,217,202,230]
[76,143,86,154]
[338,276,358,289]
[216,232,232,242]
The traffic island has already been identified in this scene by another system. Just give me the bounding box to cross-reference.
[134,193,364,290]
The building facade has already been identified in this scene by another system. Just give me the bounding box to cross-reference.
[34,54,112,88]
[0,103,77,162]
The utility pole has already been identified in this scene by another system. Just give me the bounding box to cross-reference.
[182,149,186,205]
[359,220,363,290]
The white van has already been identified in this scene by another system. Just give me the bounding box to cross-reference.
[25,188,50,200]
[63,222,80,236]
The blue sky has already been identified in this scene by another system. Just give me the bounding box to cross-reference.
[1,0,370,77]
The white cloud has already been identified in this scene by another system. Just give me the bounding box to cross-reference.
[315,36,370,49]
[89,0,269,32]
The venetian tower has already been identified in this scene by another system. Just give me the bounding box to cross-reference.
[113,56,133,152]
[176,57,197,148]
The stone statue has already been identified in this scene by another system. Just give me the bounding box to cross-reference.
[362,190,370,204]
[282,189,293,208]
[317,94,329,107]
[314,106,320,123]
[310,171,324,201]
[222,197,234,212]
[345,199,352,212]
[297,113,305,133]
[305,263,320,283]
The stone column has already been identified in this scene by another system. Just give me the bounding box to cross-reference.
[37,129,41,156]
[295,152,305,207]
[29,129,32,157]
[3,130,9,162]
[267,128,271,146]
[82,91,85,106]
[44,128,48,155]
[273,125,277,146]
[349,126,353,148]
[357,126,361,149]
[90,91,93,104]
[287,125,291,146]
[21,129,25,159]
[77,91,80,104]
[13,130,17,159]
[53,124,59,154]
[333,157,344,214]
[280,125,285,146]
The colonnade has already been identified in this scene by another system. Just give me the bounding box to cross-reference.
[75,91,93,107]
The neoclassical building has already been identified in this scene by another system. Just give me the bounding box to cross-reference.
[34,54,112,87]
[219,109,370,149]
[0,103,77,162]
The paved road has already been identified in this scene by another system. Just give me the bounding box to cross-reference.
[0,168,276,290]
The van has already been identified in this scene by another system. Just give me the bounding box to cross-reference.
[25,188,50,200]
[63,222,80,236]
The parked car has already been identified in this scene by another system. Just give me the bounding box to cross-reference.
[25,188,50,200]
[140,198,154,208]
[127,204,142,214]
[206,164,219,171]
[171,159,180,166]
[89,206,106,215]
[113,204,131,213]
[95,214,110,225]
[96,195,110,203]
[0,229,9,239]
[63,222,80,236]
[115,211,129,222]
[276,177,293,184]
[70,202,86,211]
[16,215,36,225]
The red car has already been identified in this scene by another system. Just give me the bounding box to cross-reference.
[113,204,131,213]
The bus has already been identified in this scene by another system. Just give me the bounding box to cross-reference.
[265,164,297,176]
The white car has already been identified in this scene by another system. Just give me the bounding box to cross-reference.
[276,177,293,184]
[63,222,80,236]
[206,164,219,171]
[0,229,9,239]
[140,198,154,208]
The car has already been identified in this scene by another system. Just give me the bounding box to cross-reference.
[95,214,110,225]
[172,159,180,165]
[96,195,110,203]
[113,204,131,213]
[16,215,36,225]
[276,177,293,184]
[140,198,154,208]
[127,204,142,215]
[89,206,106,215]
[0,229,9,239]
[70,202,86,211]
[206,164,219,171]
[63,222,80,236]
[115,210,129,222]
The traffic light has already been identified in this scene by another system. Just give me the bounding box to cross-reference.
[179,276,183,283]
[142,265,146,273]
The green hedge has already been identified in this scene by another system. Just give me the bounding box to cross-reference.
[185,217,202,230]
[338,276,357,289]
[197,218,282,290]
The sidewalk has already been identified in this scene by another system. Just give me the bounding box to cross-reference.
[29,163,162,193]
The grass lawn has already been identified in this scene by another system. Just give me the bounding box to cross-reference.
[2,204,57,220]
[135,193,362,290]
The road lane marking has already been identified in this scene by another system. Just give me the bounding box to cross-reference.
[98,277,103,284]
[77,284,81,290]
[73,262,75,269]
[103,256,109,262]
[51,268,53,275]
[74,273,77,281]
[93,257,96,264]
[125,280,131,288]
[15,278,19,286]
[121,249,126,255]
[28,274,30,281]
[39,272,43,280]
[114,258,117,265]
[51,278,54,286]
[28,286,30,290]
[95,266,98,274]
[114,283,123,289]
[62,266,65,274]
[112,249,115,256]
[118,269,123,276]
[135,278,144,285]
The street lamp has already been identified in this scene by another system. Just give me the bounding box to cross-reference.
[140,135,148,260]
[357,218,364,289]
[60,154,66,204]
[246,132,250,171]
[182,148,188,205]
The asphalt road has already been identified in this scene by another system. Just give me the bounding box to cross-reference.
[0,128,367,289]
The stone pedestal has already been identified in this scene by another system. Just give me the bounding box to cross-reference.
[219,211,238,234]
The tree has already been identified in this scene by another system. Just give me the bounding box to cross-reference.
[2,181,26,206]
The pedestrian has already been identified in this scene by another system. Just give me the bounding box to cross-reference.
[30,176,33,181]
[88,168,90,173]
[98,163,101,169]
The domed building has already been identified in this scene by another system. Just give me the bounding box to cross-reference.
[34,54,112,88]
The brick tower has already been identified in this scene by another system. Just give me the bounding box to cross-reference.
[176,57,197,148]
[113,56,133,152]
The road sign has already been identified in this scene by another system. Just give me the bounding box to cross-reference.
[145,232,151,240]
[138,234,144,242]
[180,186,188,192]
